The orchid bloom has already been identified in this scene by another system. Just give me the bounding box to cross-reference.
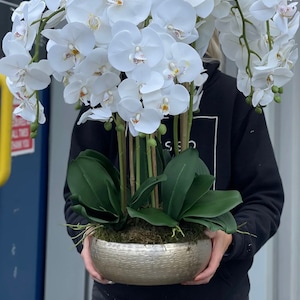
[63,73,97,106]
[42,22,95,73]
[77,107,113,125]
[45,0,63,11]
[105,0,152,25]
[108,21,164,72]
[6,78,46,124]
[11,0,45,23]
[117,78,164,136]
[127,64,164,94]
[152,0,198,44]
[0,0,298,128]
[142,84,190,116]
[65,0,112,46]
[250,0,298,33]
[91,72,121,109]
[0,53,52,91]
[185,0,215,18]
[163,42,204,84]
[75,48,118,78]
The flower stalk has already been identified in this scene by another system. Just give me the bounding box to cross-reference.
[116,114,127,214]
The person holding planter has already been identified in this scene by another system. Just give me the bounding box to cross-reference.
[0,0,292,299]
[64,59,284,300]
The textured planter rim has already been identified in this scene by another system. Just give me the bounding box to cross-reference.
[90,236,212,286]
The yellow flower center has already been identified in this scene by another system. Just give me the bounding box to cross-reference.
[107,0,123,6]
[160,97,169,114]
[88,14,101,31]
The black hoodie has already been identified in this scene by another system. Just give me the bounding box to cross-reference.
[64,62,284,300]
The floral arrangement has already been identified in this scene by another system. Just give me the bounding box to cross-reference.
[0,0,298,238]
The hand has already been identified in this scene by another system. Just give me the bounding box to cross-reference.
[182,230,232,285]
[81,234,114,284]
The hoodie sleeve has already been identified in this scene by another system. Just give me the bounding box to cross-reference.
[224,100,284,261]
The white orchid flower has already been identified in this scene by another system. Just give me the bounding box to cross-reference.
[106,0,152,25]
[152,0,198,44]
[0,54,52,91]
[92,72,121,109]
[185,0,215,18]
[108,21,164,72]
[76,48,118,78]
[6,14,37,51]
[77,107,113,124]
[14,97,46,124]
[252,87,275,107]
[117,78,164,136]
[252,66,294,90]
[142,84,190,116]
[237,69,252,97]
[211,0,231,18]
[119,98,163,136]
[163,42,204,84]
[66,0,112,46]
[126,64,164,94]
[257,41,298,70]
[42,22,95,73]
[218,32,250,70]
[12,0,45,23]
[45,0,63,11]
[274,2,298,33]
[1,36,30,57]
[7,76,46,124]
[63,73,97,105]
[250,0,298,33]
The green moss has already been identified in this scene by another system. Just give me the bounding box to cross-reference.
[93,220,208,244]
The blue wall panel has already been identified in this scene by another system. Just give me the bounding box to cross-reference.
[0,94,49,299]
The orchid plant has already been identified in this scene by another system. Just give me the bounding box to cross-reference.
[0,0,299,237]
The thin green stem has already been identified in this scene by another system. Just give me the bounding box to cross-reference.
[180,112,188,152]
[266,20,273,51]
[31,7,65,63]
[135,136,141,191]
[146,135,155,207]
[234,1,261,78]
[173,115,179,155]
[129,134,135,196]
[116,114,127,214]
[186,82,194,149]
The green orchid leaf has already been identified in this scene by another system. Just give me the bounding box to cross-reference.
[194,156,211,175]
[155,137,171,174]
[135,136,149,185]
[179,174,215,218]
[78,149,120,190]
[129,174,167,210]
[71,203,120,224]
[67,155,121,215]
[181,190,242,219]
[69,193,117,215]
[183,212,238,234]
[127,207,178,227]
[161,148,202,220]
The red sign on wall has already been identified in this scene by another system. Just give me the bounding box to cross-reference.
[11,105,35,156]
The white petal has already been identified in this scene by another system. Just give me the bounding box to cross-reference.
[249,1,275,21]
[0,54,30,77]
[24,68,51,90]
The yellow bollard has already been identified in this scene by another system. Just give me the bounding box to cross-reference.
[0,74,13,186]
